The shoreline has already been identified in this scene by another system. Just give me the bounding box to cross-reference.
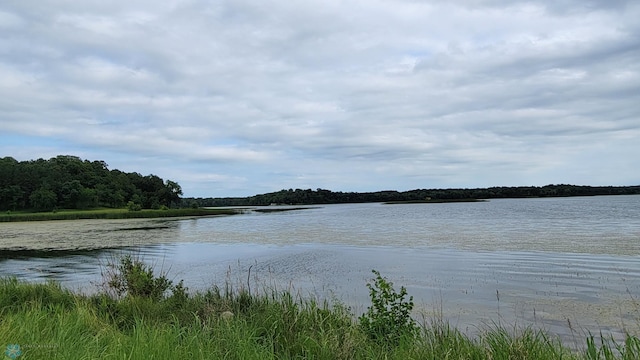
[0,208,239,223]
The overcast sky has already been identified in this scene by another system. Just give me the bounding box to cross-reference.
[1,1,639,197]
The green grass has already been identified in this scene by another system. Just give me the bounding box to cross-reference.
[0,207,238,222]
[2,277,639,359]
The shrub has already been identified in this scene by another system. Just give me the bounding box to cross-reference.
[106,255,174,301]
[359,269,419,346]
[126,201,142,211]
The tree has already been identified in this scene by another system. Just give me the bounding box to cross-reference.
[29,187,57,212]
[0,157,18,188]
[77,187,98,209]
[0,155,185,211]
[164,180,183,207]
[60,180,83,208]
[0,185,24,211]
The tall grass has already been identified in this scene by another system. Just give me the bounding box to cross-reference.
[1,265,639,359]
[0,208,238,222]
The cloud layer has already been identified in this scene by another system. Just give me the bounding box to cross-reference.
[1,0,639,196]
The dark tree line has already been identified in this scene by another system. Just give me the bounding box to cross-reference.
[185,184,640,207]
[0,155,182,211]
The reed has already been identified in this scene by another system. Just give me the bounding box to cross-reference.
[1,275,639,359]
[0,208,238,222]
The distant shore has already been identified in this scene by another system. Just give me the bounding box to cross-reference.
[385,198,485,204]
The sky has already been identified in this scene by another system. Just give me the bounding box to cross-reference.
[1,0,639,197]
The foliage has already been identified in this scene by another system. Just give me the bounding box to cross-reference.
[0,278,76,314]
[0,155,182,211]
[3,276,640,359]
[29,187,58,212]
[105,255,177,301]
[359,270,419,346]
[185,184,640,207]
[0,185,23,210]
[126,201,142,212]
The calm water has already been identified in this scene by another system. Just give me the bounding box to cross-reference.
[1,195,640,342]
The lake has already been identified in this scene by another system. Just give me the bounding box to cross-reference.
[1,195,640,343]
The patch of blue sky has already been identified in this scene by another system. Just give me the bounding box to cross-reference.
[0,134,86,162]
[0,134,66,148]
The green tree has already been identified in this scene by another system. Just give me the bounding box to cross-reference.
[0,185,24,211]
[0,155,185,211]
[29,187,57,212]
[60,180,83,208]
[163,180,183,207]
[77,187,97,209]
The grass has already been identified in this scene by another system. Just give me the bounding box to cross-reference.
[0,207,238,222]
[2,272,640,359]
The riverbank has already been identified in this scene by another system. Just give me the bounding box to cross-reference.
[0,208,239,222]
[1,273,638,359]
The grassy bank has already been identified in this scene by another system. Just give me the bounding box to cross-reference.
[1,258,639,359]
[0,208,238,222]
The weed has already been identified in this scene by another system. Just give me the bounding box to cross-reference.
[4,265,640,358]
[105,255,178,301]
[359,269,419,347]
[585,331,640,360]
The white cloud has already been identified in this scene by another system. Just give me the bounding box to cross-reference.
[1,0,639,196]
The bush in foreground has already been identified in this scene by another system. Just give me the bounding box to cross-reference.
[359,269,419,347]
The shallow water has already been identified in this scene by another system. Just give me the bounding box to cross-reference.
[1,196,640,342]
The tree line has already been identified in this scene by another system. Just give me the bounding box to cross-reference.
[0,155,182,212]
[184,184,640,207]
